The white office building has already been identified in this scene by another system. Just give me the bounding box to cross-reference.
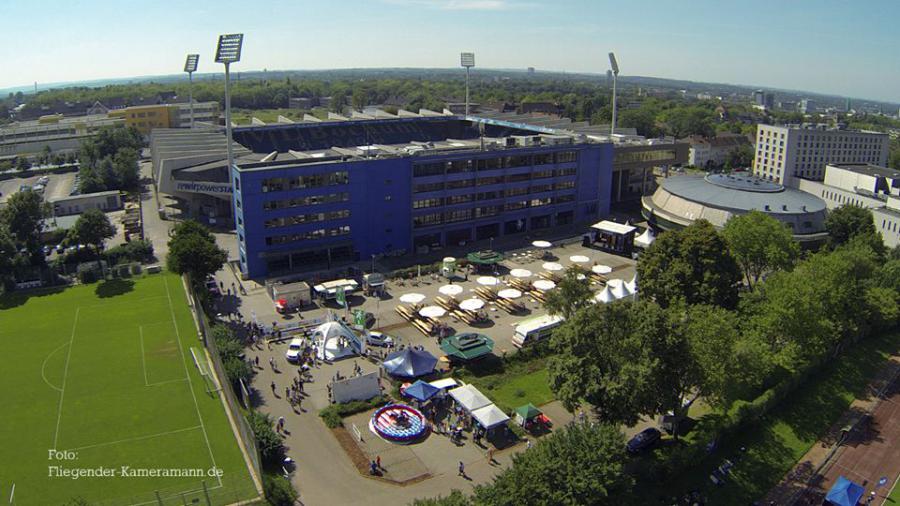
[752,124,889,187]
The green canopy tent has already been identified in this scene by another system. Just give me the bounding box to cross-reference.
[514,403,542,426]
[465,250,503,272]
[440,333,494,362]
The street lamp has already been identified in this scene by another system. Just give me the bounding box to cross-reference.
[215,33,243,202]
[183,54,199,129]
[460,52,475,116]
[608,52,619,136]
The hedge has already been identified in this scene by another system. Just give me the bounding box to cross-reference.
[319,395,389,428]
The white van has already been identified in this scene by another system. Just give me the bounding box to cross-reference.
[512,314,565,348]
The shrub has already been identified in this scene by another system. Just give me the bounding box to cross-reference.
[245,411,284,465]
[263,473,298,506]
[104,239,154,265]
[319,395,388,428]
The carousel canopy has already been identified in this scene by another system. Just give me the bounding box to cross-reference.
[441,333,494,361]
[382,348,438,378]
[466,250,503,265]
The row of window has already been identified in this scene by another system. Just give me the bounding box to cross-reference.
[263,209,350,229]
[412,152,578,177]
[262,192,350,210]
[412,182,575,209]
[265,225,351,246]
[412,168,576,193]
[412,195,575,228]
[261,171,349,193]
[613,149,677,164]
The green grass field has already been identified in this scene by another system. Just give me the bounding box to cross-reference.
[0,273,258,506]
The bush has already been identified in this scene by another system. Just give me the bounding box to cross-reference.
[319,395,388,428]
[104,239,154,265]
[263,473,298,506]
[245,411,284,466]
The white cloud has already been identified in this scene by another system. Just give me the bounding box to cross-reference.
[383,0,519,11]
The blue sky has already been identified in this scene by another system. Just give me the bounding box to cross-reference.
[1,0,898,102]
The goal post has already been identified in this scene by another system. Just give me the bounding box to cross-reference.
[191,347,221,394]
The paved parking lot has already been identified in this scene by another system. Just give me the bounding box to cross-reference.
[0,170,76,205]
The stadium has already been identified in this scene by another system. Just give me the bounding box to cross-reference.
[153,114,616,278]
[641,172,829,244]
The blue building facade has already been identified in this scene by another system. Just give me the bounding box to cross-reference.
[232,120,614,278]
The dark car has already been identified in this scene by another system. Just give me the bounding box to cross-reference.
[627,427,662,453]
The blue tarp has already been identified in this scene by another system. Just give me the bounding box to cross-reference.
[382,348,438,378]
[825,476,865,506]
[404,380,440,402]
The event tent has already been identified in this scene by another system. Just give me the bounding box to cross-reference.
[825,476,865,506]
[595,285,614,303]
[634,228,655,248]
[313,321,364,361]
[449,384,492,412]
[404,380,441,402]
[514,403,542,426]
[440,333,494,361]
[382,348,438,378]
[472,404,510,429]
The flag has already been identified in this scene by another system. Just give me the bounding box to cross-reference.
[336,287,346,307]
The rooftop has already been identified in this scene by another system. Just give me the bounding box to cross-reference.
[829,163,900,179]
[660,173,826,214]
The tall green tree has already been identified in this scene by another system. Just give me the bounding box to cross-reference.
[68,209,116,271]
[0,190,49,265]
[723,210,800,288]
[825,204,884,254]
[637,220,741,309]
[166,220,227,281]
[473,422,633,506]
[543,266,594,319]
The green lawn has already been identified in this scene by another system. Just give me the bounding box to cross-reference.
[640,331,898,505]
[0,273,258,505]
[456,357,555,413]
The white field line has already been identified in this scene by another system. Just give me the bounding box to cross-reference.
[139,326,149,386]
[40,341,70,392]
[146,377,189,387]
[52,307,79,449]
[76,295,167,310]
[69,425,202,452]
[164,276,223,488]
[128,483,223,506]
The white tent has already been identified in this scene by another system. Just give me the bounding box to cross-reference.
[608,279,632,300]
[625,275,637,293]
[635,228,655,248]
[471,404,510,429]
[595,285,614,303]
[449,384,492,412]
[313,321,364,361]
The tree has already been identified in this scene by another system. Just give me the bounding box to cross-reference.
[0,226,18,292]
[245,411,284,465]
[723,210,800,288]
[825,204,883,254]
[112,147,140,190]
[543,266,594,319]
[15,156,30,172]
[637,220,741,309]
[68,209,116,271]
[618,108,659,137]
[0,190,49,265]
[411,491,470,506]
[263,474,298,506]
[166,220,227,281]
[473,422,632,506]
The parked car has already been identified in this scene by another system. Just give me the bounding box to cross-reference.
[285,338,305,363]
[365,331,394,348]
[627,427,662,453]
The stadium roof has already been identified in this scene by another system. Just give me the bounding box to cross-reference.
[660,173,826,214]
[829,163,900,179]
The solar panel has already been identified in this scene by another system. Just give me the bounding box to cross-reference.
[215,34,244,63]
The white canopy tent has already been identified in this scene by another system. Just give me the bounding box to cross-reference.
[595,285,614,303]
[313,321,364,361]
[625,275,638,293]
[634,228,655,248]
[449,384,492,412]
[608,279,633,300]
[471,404,510,429]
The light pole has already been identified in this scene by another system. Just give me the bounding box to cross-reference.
[215,33,243,202]
[608,52,619,136]
[371,254,376,274]
[183,54,199,129]
[460,52,475,116]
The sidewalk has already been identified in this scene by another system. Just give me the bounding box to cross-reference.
[763,353,900,505]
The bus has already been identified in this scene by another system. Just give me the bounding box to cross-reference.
[512,314,565,348]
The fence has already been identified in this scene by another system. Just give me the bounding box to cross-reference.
[184,278,264,500]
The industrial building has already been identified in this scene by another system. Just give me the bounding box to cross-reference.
[753,124,889,186]
[642,172,828,244]
[0,114,120,158]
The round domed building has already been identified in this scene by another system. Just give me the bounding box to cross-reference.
[642,173,828,245]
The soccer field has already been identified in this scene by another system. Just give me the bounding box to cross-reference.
[0,273,259,506]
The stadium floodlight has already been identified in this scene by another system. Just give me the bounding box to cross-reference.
[460,52,475,116]
[184,54,200,128]
[608,52,619,136]
[215,34,244,200]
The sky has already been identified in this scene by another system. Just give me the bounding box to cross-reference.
[1,0,899,102]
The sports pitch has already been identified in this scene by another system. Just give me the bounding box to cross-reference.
[0,273,259,505]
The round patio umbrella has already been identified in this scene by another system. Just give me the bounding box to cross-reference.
[592,264,613,275]
[477,276,500,286]
[509,268,533,278]
[542,262,563,272]
[458,298,485,311]
[532,240,552,249]
[569,255,590,264]
[419,306,446,318]
[498,288,522,300]
[533,279,556,291]
[438,284,464,297]
[400,293,426,304]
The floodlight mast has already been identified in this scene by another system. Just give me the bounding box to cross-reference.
[460,52,475,116]
[608,52,619,136]
[215,33,244,205]
[184,54,199,129]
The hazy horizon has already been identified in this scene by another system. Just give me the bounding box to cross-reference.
[1,0,898,102]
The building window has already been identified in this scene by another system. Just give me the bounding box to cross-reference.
[261,171,349,193]
[263,209,350,229]
[555,151,578,163]
[262,192,350,210]
[265,225,351,245]
[413,198,443,209]
[412,162,445,177]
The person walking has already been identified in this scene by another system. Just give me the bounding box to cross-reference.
[270,381,277,394]
[458,461,466,478]
[487,448,494,464]
[376,455,382,470]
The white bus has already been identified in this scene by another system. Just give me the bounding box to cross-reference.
[512,314,565,348]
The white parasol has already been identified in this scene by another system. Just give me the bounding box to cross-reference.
[509,268,533,278]
[592,264,613,275]
[532,240,553,249]
[419,306,446,318]
[498,288,523,300]
[458,298,485,311]
[399,293,426,304]
[542,262,564,272]
[569,255,590,264]
[477,276,500,286]
[533,279,557,291]
[438,284,464,297]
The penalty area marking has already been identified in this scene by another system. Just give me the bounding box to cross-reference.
[68,424,202,452]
